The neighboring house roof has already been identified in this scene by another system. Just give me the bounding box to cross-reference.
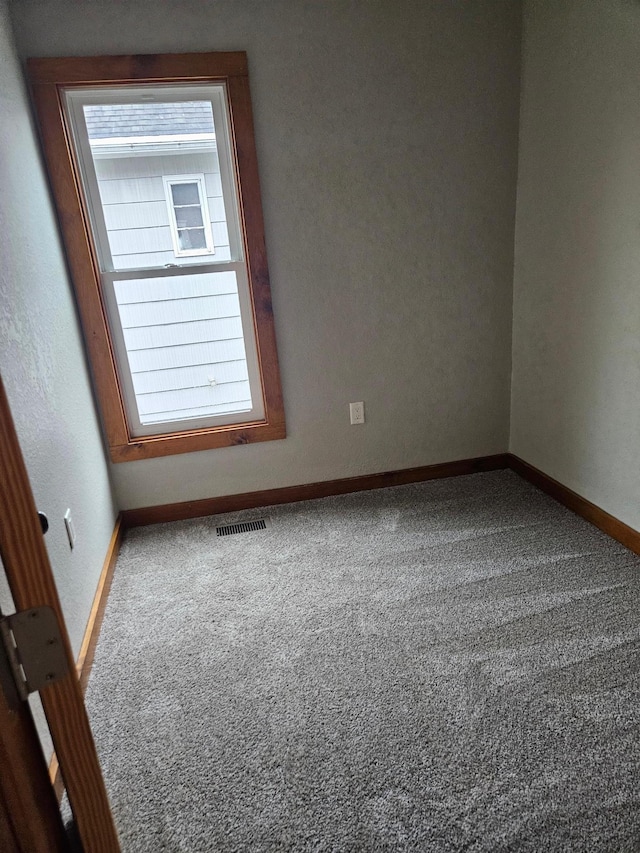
[84,102,214,139]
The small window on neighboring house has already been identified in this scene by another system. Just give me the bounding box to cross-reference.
[164,175,215,256]
[28,53,285,461]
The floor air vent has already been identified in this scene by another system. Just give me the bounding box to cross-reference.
[216,519,269,537]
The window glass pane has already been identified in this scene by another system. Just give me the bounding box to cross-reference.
[178,229,206,250]
[113,271,252,426]
[171,183,200,206]
[80,96,235,269]
[175,207,204,228]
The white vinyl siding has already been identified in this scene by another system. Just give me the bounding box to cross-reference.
[93,153,230,269]
[114,271,251,425]
[121,315,244,350]
[97,171,224,204]
[131,361,249,395]
[127,338,247,373]
[117,293,239,328]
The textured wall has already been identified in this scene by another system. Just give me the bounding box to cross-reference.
[511,0,640,530]
[0,0,117,665]
[9,0,522,510]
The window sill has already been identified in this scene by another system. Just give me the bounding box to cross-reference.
[111,418,286,462]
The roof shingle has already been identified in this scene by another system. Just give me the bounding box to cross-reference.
[84,101,214,139]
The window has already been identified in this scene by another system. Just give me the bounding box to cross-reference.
[164,176,215,257]
[28,53,285,461]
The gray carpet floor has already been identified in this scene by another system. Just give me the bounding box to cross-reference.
[84,471,640,851]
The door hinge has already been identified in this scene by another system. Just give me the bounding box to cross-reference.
[0,606,68,700]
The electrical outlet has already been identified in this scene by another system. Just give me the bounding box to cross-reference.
[350,401,365,425]
[64,509,76,549]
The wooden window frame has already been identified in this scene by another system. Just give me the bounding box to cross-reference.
[27,53,286,463]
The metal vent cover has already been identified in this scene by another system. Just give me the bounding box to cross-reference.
[216,518,270,537]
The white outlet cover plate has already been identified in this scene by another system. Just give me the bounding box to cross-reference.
[350,402,365,424]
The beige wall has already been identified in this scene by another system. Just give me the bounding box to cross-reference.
[511,0,640,530]
[0,0,117,656]
[9,0,522,509]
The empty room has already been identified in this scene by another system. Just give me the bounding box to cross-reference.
[1,0,639,850]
